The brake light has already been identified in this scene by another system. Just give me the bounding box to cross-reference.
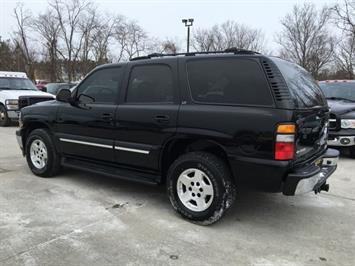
[275,124,295,160]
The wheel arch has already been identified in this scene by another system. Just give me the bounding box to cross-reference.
[160,137,233,184]
[22,121,51,153]
[0,102,10,126]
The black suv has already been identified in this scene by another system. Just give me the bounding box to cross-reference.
[319,80,355,158]
[16,50,339,224]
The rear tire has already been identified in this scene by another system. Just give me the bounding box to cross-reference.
[0,105,10,127]
[25,129,61,177]
[167,152,236,225]
[350,147,355,158]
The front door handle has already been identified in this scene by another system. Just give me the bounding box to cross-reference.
[101,113,113,121]
[154,115,170,124]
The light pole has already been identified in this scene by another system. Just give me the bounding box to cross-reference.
[182,18,194,53]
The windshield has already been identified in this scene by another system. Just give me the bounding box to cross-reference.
[319,82,355,102]
[46,84,60,94]
[271,57,327,108]
[0,77,37,91]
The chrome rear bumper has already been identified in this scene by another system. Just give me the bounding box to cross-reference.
[327,136,355,147]
[283,148,339,196]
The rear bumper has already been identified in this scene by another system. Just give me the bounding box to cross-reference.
[282,148,339,196]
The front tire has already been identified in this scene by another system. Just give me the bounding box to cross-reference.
[167,152,236,225]
[25,129,61,177]
[0,105,10,127]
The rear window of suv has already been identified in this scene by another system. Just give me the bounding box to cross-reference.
[186,58,273,106]
[271,57,326,108]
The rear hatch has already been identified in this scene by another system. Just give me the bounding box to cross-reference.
[271,57,329,162]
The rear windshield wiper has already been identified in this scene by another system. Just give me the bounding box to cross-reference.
[326,97,355,102]
[0,87,12,90]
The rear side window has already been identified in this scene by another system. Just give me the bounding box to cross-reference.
[271,57,327,108]
[126,65,174,103]
[186,58,273,106]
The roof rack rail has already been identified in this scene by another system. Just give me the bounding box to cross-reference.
[129,48,260,61]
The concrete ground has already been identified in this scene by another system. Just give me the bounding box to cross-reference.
[0,126,354,266]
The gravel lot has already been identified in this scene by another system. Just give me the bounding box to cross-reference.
[0,126,354,266]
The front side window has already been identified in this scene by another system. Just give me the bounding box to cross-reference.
[186,58,273,106]
[126,64,174,103]
[76,67,122,104]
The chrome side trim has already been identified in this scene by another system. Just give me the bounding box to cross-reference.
[59,138,113,149]
[114,146,150,154]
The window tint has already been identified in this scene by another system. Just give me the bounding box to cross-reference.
[126,65,174,103]
[271,57,327,108]
[76,67,121,104]
[186,58,273,106]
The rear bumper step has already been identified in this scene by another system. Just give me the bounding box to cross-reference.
[282,148,339,196]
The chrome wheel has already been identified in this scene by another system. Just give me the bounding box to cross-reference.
[177,168,214,212]
[30,139,48,169]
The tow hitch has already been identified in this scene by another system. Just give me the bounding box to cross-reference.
[315,183,330,194]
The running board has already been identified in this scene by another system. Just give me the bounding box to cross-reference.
[62,157,160,185]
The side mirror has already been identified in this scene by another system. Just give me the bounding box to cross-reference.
[56,89,73,103]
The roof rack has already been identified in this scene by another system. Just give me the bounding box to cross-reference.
[130,48,260,61]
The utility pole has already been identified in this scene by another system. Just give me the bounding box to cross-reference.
[182,18,194,53]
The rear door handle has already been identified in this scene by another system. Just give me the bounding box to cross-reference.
[154,115,170,123]
[101,113,113,121]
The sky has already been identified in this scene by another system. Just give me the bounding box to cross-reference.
[0,0,338,51]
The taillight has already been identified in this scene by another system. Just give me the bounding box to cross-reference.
[275,124,295,160]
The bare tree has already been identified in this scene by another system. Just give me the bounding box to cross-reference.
[113,17,129,62]
[333,0,355,35]
[334,35,355,79]
[91,14,120,65]
[276,3,334,78]
[13,3,36,80]
[0,37,18,71]
[49,0,92,81]
[124,21,149,59]
[192,27,217,52]
[192,21,265,52]
[332,0,355,79]
[112,19,150,60]
[33,9,61,81]
[160,38,180,54]
[78,6,99,74]
[220,21,265,51]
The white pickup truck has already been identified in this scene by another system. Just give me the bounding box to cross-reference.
[0,71,54,126]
